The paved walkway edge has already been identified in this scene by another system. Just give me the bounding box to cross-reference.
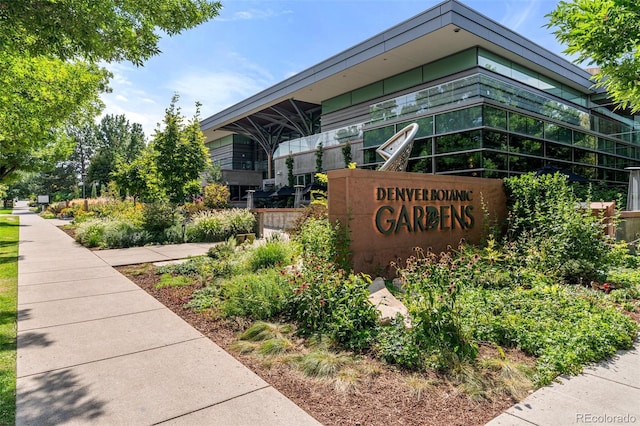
[14,202,321,425]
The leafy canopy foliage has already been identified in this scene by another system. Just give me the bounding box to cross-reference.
[0,0,222,65]
[0,56,108,181]
[151,94,211,204]
[0,0,220,182]
[504,172,610,283]
[547,0,640,112]
[88,114,146,188]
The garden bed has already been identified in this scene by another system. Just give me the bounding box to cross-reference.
[118,263,533,426]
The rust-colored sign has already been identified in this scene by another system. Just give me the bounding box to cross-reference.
[328,169,507,277]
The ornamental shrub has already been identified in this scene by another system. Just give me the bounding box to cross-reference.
[203,183,230,209]
[75,218,108,247]
[141,202,181,239]
[285,253,379,352]
[396,247,478,370]
[504,172,611,283]
[102,220,149,248]
[249,239,297,271]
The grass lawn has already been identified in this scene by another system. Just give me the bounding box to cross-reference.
[0,209,12,215]
[0,215,18,424]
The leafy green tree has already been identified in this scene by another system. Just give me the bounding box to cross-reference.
[547,0,640,112]
[87,114,146,188]
[151,95,210,204]
[0,55,108,181]
[0,0,220,183]
[112,147,164,203]
[0,0,222,65]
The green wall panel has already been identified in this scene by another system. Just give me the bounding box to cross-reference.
[423,49,476,82]
[384,67,423,95]
[352,82,383,105]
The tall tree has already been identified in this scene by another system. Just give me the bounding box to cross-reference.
[0,55,108,181]
[0,0,222,65]
[112,147,164,203]
[87,114,146,187]
[547,0,640,112]
[151,95,210,204]
[0,0,221,182]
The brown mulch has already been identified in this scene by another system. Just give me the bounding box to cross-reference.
[117,264,531,426]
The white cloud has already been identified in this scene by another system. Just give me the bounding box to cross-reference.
[170,71,268,119]
[218,8,293,22]
[500,0,540,32]
[100,51,275,139]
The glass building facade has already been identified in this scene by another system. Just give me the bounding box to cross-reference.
[351,48,640,184]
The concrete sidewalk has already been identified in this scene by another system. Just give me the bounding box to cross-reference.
[486,345,640,425]
[13,202,320,425]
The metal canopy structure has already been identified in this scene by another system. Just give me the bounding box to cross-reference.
[218,98,321,178]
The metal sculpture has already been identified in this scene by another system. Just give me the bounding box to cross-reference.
[376,123,419,172]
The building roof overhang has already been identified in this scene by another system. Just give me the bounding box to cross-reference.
[201,0,597,142]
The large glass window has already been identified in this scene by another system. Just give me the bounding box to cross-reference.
[435,130,482,154]
[363,125,394,148]
[410,138,432,157]
[509,135,543,156]
[544,122,572,144]
[483,105,507,130]
[509,112,543,138]
[598,138,615,153]
[435,106,482,134]
[546,142,572,161]
[435,152,481,172]
[363,149,382,165]
[574,132,596,149]
[399,116,433,138]
[483,150,508,173]
[408,158,433,173]
[574,149,596,165]
[482,130,508,150]
[509,155,543,172]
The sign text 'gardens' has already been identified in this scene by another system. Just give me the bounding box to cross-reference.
[374,187,475,234]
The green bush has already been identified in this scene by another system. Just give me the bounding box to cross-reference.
[219,269,292,320]
[504,172,611,283]
[397,247,478,370]
[142,202,181,239]
[285,256,379,352]
[374,315,422,369]
[207,237,237,260]
[203,183,230,209]
[75,219,108,247]
[185,210,225,242]
[293,216,351,271]
[185,285,219,313]
[102,220,150,248]
[249,239,296,271]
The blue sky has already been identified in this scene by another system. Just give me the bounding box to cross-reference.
[101,0,570,138]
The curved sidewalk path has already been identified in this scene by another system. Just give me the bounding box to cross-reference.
[13,202,320,426]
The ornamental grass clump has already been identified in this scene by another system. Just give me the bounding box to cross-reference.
[185,209,255,242]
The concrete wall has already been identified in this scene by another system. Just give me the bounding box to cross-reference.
[328,169,508,277]
[252,208,304,232]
